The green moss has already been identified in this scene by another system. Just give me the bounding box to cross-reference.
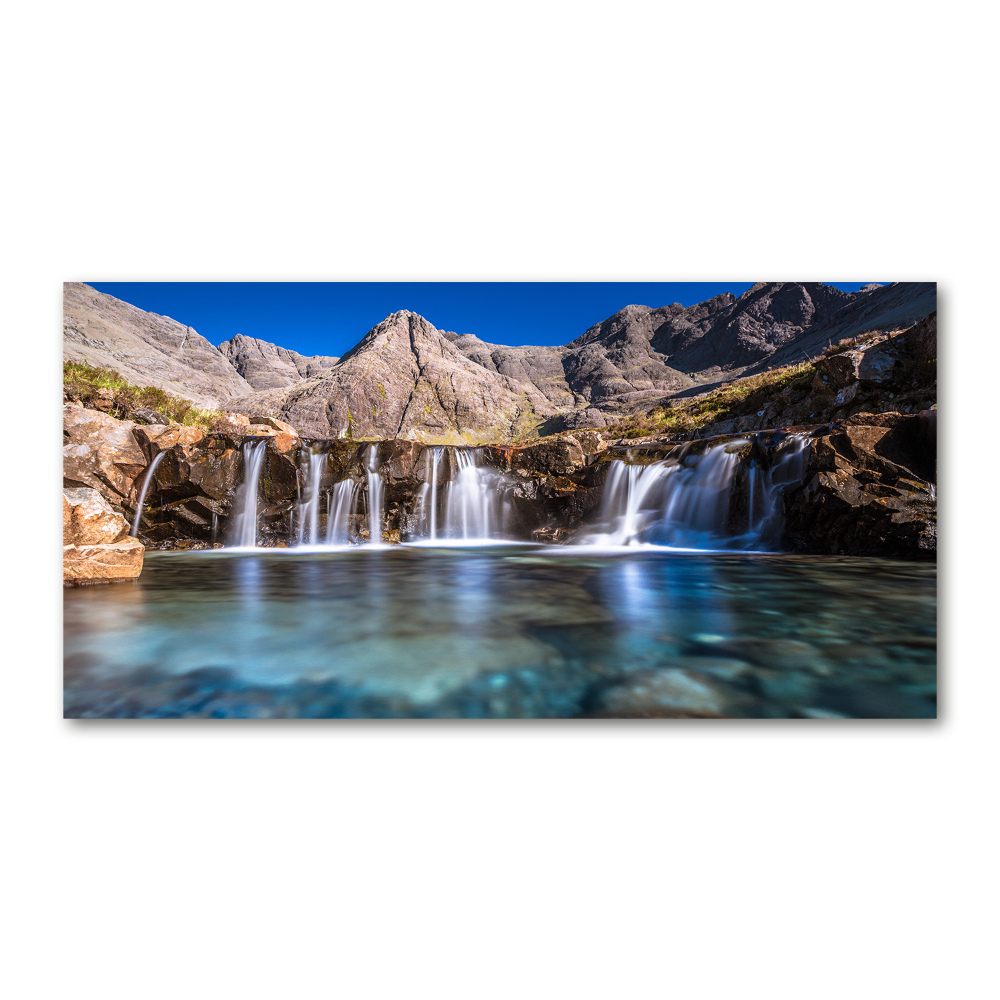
[63,361,221,428]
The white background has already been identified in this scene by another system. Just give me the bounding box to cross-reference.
[2,2,996,998]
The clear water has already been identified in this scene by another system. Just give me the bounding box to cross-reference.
[63,548,937,719]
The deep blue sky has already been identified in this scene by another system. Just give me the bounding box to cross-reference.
[86,282,884,357]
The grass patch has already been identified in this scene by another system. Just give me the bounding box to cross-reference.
[63,361,221,429]
[604,362,815,439]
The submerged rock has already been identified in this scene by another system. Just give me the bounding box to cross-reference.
[594,668,745,716]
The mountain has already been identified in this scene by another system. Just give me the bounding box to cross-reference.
[63,282,936,440]
[63,282,253,409]
[224,311,561,441]
[218,335,340,390]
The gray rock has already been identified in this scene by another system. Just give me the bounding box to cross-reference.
[219,334,340,390]
[63,283,254,408]
[133,407,171,425]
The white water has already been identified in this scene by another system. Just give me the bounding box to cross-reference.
[412,448,513,542]
[131,451,165,537]
[296,451,326,545]
[365,445,385,545]
[326,480,359,544]
[232,440,268,547]
[585,436,809,549]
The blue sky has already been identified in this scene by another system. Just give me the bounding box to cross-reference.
[86,282,884,358]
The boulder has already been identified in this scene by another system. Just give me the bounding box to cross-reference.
[133,407,172,425]
[249,415,299,435]
[133,424,206,455]
[595,668,744,717]
[63,537,144,585]
[63,405,147,501]
[210,412,252,435]
[813,350,862,391]
[63,487,129,545]
[511,436,586,476]
[857,339,902,383]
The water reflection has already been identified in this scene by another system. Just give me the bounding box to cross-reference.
[64,549,937,719]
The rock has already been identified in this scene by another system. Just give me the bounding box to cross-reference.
[63,487,129,545]
[696,638,819,671]
[209,412,252,435]
[596,668,742,716]
[63,537,144,585]
[132,407,172,425]
[63,282,253,409]
[133,424,206,455]
[783,412,936,558]
[835,381,859,406]
[249,415,299,435]
[63,405,147,501]
[511,436,586,476]
[664,656,754,681]
[857,339,902,383]
[814,351,862,390]
[900,311,936,362]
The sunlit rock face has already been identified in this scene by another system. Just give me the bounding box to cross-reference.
[63,283,253,409]
[63,487,144,585]
[219,334,340,391]
[224,310,562,442]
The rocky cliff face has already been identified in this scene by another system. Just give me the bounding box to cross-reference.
[218,334,340,390]
[64,398,936,560]
[63,283,253,408]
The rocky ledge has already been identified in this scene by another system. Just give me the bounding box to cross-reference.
[62,401,936,558]
[63,487,144,585]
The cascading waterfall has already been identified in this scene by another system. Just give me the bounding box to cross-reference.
[232,440,268,548]
[130,451,165,537]
[584,436,809,549]
[414,446,444,541]
[326,480,359,544]
[412,448,513,542]
[365,445,384,545]
[295,451,327,545]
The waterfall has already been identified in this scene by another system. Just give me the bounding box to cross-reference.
[232,440,268,548]
[412,447,513,542]
[365,445,384,545]
[295,451,326,545]
[326,480,359,544]
[584,436,809,549]
[426,447,443,540]
[130,451,165,537]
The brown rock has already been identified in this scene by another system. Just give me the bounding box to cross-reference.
[63,487,129,545]
[64,537,144,585]
[133,424,206,455]
[63,405,146,501]
[248,415,299,435]
[209,412,252,435]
